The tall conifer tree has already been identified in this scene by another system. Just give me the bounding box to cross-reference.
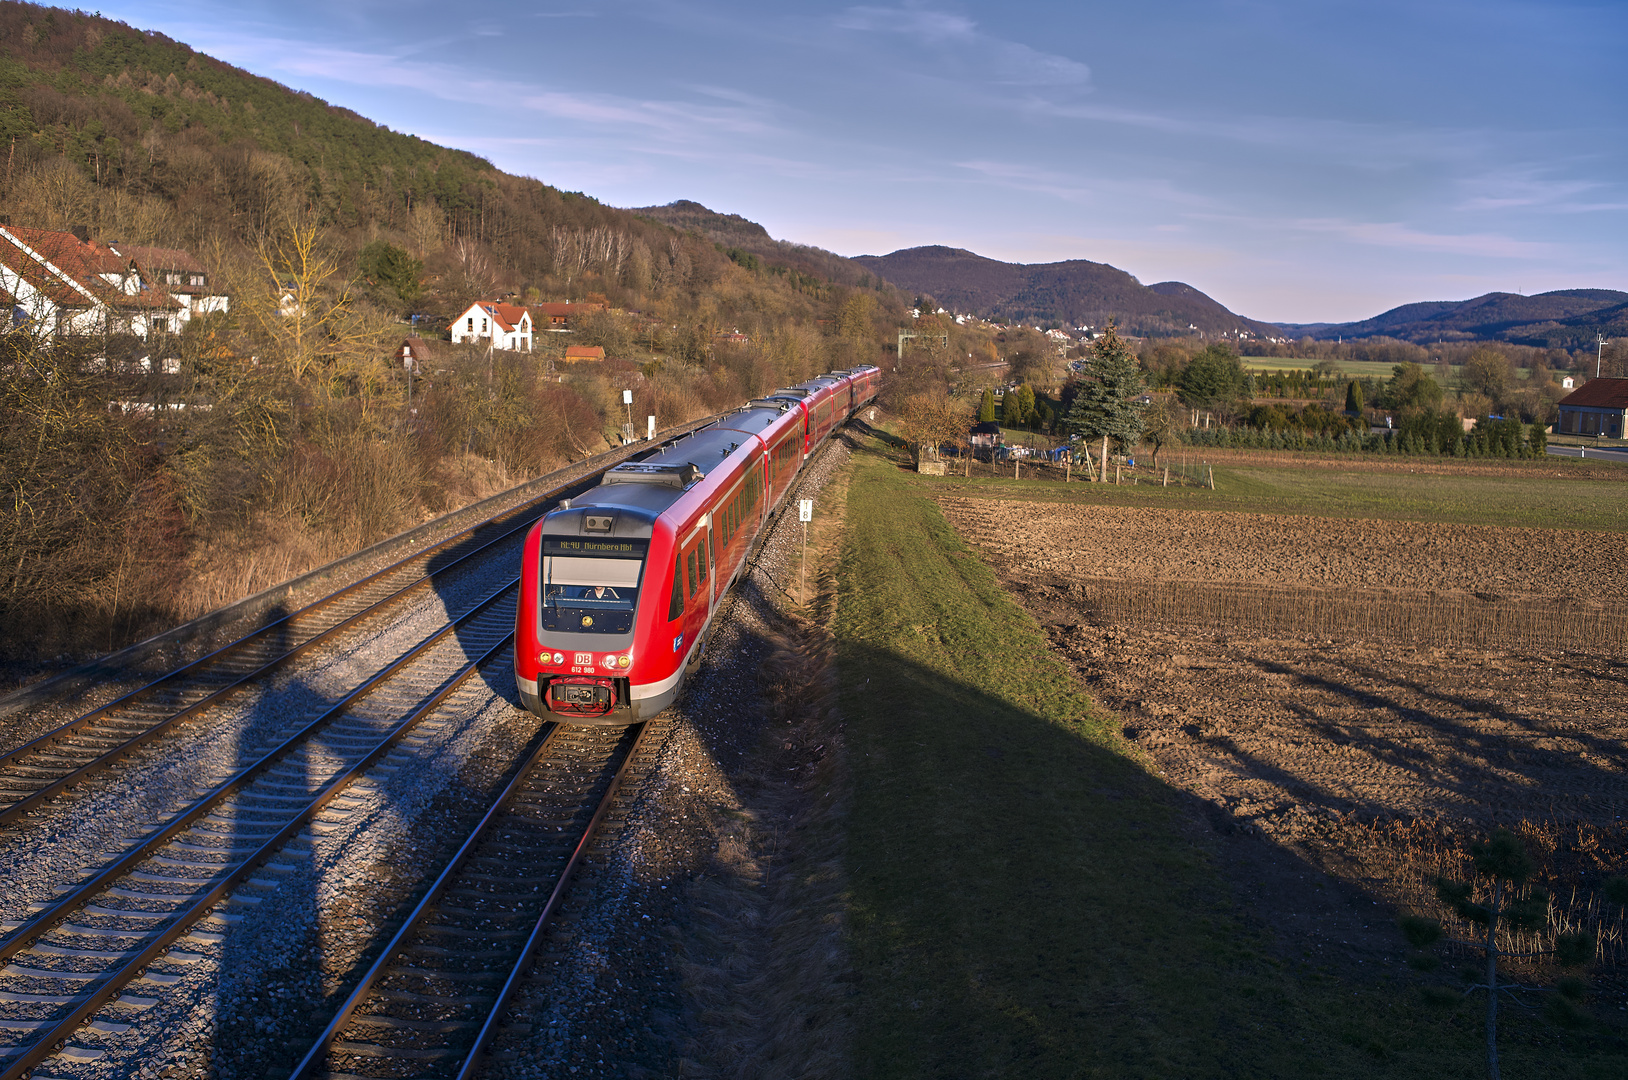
[1064,325,1145,449]
[977,388,997,422]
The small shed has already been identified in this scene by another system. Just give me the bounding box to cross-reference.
[969,420,1004,450]
[564,345,606,363]
[396,337,440,372]
[1555,377,1628,437]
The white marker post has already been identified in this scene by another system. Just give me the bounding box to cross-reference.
[798,498,814,602]
[647,415,656,440]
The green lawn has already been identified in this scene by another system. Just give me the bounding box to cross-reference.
[1241,357,1417,380]
[1240,357,1553,386]
[834,434,1626,1078]
[928,458,1628,532]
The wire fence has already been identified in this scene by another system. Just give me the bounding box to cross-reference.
[1059,576,1628,653]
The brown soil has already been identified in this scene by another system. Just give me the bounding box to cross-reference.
[936,493,1628,991]
[939,497,1628,600]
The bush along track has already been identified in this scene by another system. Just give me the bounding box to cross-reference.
[829,433,1628,1079]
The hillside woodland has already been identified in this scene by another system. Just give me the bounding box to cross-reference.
[0,2,915,685]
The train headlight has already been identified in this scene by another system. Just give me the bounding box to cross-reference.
[617,655,631,668]
[552,652,564,665]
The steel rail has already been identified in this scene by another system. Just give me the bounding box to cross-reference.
[0,461,582,828]
[455,723,650,1080]
[0,634,527,1080]
[287,722,648,1079]
[0,507,533,777]
[0,579,519,966]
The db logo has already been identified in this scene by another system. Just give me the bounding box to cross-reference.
[574,652,593,665]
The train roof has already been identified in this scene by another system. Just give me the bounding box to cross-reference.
[543,417,774,538]
[716,400,798,438]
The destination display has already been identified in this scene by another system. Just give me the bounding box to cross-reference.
[543,538,649,557]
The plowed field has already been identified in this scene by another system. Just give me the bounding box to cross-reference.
[936,491,1628,970]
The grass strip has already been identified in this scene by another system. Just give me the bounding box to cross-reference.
[921,461,1628,532]
[832,436,1624,1078]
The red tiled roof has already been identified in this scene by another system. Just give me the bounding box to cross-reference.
[113,245,205,274]
[454,301,532,335]
[487,302,529,333]
[564,345,605,361]
[397,337,443,365]
[1558,378,1628,410]
[114,245,210,295]
[0,228,98,307]
[0,225,185,313]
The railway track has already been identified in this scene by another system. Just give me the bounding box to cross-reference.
[0,412,723,828]
[289,721,654,1080]
[0,584,527,1078]
[0,496,546,830]
[0,419,851,1077]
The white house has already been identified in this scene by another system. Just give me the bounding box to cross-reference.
[111,245,230,318]
[449,301,532,351]
[0,224,194,341]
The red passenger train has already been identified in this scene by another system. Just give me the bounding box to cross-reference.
[514,365,880,724]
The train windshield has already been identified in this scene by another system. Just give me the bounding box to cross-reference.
[541,537,647,635]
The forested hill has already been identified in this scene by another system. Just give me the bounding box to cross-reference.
[630,200,772,246]
[0,3,627,253]
[629,200,881,291]
[852,245,1281,338]
[0,2,901,324]
[1276,289,1628,349]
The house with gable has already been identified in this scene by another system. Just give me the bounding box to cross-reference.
[1555,377,1628,438]
[449,301,533,351]
[111,245,230,317]
[0,224,194,341]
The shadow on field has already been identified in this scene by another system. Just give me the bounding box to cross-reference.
[1240,654,1628,824]
[828,641,1628,1079]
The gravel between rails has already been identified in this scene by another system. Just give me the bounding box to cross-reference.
[15,431,854,1080]
[0,560,519,940]
[485,434,855,1080]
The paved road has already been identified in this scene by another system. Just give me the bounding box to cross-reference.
[1546,445,1628,464]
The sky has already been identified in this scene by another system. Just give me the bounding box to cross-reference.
[97,1,1628,323]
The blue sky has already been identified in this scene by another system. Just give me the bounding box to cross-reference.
[101,1,1628,323]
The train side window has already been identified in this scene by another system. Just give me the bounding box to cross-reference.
[686,548,698,596]
[668,562,684,620]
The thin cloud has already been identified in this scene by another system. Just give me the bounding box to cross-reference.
[1457,170,1628,213]
[955,160,1214,210]
[1292,219,1562,259]
[182,32,784,144]
[835,4,1090,88]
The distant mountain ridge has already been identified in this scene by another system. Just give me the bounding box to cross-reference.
[1277,289,1628,349]
[851,245,1281,339]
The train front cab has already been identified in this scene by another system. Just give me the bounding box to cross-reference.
[516,492,670,726]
